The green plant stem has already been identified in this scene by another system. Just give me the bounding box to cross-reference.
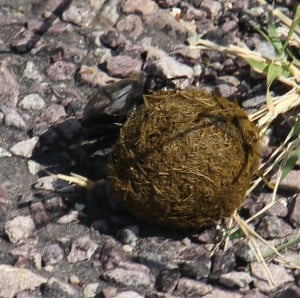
[264,237,300,259]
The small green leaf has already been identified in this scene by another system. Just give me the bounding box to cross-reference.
[229,229,245,240]
[281,145,300,181]
[285,119,300,142]
[267,15,284,55]
[244,58,269,74]
[282,5,300,54]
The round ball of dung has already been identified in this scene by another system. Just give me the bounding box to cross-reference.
[108,90,260,229]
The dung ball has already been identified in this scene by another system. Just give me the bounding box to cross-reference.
[108,90,260,229]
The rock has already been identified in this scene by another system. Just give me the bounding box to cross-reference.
[62,5,92,27]
[0,60,19,107]
[251,262,294,294]
[79,65,118,87]
[10,137,39,158]
[57,210,79,224]
[18,94,46,111]
[30,201,49,227]
[233,239,255,262]
[0,186,9,215]
[0,147,12,158]
[144,11,187,39]
[279,170,300,192]
[221,18,238,33]
[39,103,66,123]
[288,194,300,228]
[47,61,77,81]
[100,239,129,270]
[83,283,99,298]
[204,286,242,298]
[194,227,216,244]
[200,0,223,19]
[114,291,144,298]
[158,269,180,293]
[121,0,159,15]
[100,0,120,25]
[69,274,80,285]
[102,266,152,289]
[67,235,98,263]
[116,15,143,41]
[34,176,62,191]
[2,106,27,130]
[45,196,64,211]
[4,215,35,244]
[219,271,252,289]
[179,255,211,280]
[174,278,212,297]
[144,45,194,88]
[101,286,118,298]
[9,28,37,53]
[42,244,64,265]
[23,61,43,82]
[268,197,288,217]
[256,216,293,239]
[0,265,47,298]
[106,55,143,78]
[116,225,139,245]
[101,29,127,49]
[210,249,236,277]
[27,160,41,175]
[275,285,300,298]
[44,277,80,298]
[255,41,277,59]
[243,288,268,298]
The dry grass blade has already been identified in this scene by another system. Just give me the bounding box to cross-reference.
[256,0,300,36]
[233,211,275,285]
[190,39,300,92]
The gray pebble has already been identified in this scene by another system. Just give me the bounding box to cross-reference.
[219,271,252,289]
[10,137,39,158]
[18,94,46,111]
[0,265,46,298]
[116,225,139,245]
[106,55,143,78]
[0,60,19,107]
[0,147,12,158]
[34,176,61,191]
[67,235,98,263]
[62,5,92,27]
[2,106,27,130]
[27,160,41,175]
[23,61,43,82]
[47,61,77,81]
[121,0,159,15]
[83,283,99,298]
[30,201,49,227]
[102,267,152,289]
[57,210,79,224]
[288,194,300,228]
[42,244,64,265]
[39,104,66,123]
[114,291,144,298]
[175,278,212,297]
[5,215,35,244]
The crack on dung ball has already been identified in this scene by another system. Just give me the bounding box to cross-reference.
[108,90,260,229]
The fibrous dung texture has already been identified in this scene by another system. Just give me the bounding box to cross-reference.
[108,90,260,229]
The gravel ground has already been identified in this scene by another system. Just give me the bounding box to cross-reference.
[0,0,300,297]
